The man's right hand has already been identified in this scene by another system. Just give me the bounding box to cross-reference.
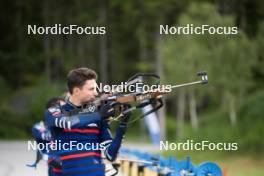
[119,103,132,127]
[99,102,117,119]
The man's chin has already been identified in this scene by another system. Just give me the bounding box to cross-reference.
[82,98,95,104]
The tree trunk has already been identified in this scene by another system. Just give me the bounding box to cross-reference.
[77,38,86,67]
[229,93,237,126]
[189,89,198,131]
[224,91,237,126]
[43,1,51,83]
[99,0,108,83]
[177,89,186,139]
[155,28,166,141]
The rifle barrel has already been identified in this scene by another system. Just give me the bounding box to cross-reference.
[171,80,203,89]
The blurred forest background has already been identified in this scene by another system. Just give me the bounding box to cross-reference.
[0,0,264,166]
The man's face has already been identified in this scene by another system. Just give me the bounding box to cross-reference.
[74,79,98,104]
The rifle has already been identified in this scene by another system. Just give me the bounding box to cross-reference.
[93,71,208,123]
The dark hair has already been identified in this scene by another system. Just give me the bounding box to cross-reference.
[46,97,65,109]
[67,67,97,94]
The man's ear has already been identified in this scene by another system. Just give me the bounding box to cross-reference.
[72,87,80,95]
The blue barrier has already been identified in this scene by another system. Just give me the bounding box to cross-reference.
[120,148,222,176]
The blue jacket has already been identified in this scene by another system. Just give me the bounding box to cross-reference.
[31,122,62,176]
[45,101,127,176]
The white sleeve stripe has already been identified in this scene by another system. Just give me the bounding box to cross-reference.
[63,120,66,128]
[101,140,113,149]
[41,133,45,140]
[55,118,71,129]
[67,121,71,130]
[55,118,58,127]
[59,120,63,128]
[101,140,113,145]
[105,149,112,160]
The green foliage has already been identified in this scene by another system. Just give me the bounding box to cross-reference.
[25,81,64,124]
[237,90,264,153]
[175,90,264,154]
[0,80,64,139]
[0,105,28,139]
[162,2,257,97]
[0,76,10,100]
[254,21,264,87]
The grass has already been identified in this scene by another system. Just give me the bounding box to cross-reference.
[218,157,264,176]
[162,150,264,176]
